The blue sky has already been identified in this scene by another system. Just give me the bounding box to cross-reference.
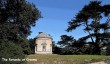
[27,0,110,43]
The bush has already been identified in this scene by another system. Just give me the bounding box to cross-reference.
[52,46,61,54]
[21,42,32,55]
[106,43,110,55]
[17,38,32,55]
[60,46,81,55]
[29,38,36,54]
[0,40,25,64]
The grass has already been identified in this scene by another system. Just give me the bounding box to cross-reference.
[26,54,110,64]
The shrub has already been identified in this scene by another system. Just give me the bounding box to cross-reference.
[0,40,25,64]
[106,43,110,55]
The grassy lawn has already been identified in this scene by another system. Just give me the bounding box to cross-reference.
[26,54,110,64]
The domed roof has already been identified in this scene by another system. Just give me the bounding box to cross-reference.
[37,32,51,38]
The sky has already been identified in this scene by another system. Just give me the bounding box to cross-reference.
[27,0,110,43]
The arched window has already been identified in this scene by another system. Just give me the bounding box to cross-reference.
[42,45,46,51]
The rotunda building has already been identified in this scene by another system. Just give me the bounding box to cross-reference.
[35,32,52,54]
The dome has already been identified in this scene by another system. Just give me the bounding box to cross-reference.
[37,32,51,38]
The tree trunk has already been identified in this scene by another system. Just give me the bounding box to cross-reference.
[85,22,94,43]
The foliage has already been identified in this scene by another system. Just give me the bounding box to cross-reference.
[66,1,110,55]
[0,0,41,54]
[58,35,75,47]
[0,0,41,63]
[106,43,110,55]
[20,38,32,55]
[0,0,41,42]
[0,40,25,64]
[60,46,78,55]
[51,41,61,54]
[29,38,36,54]
[52,46,61,54]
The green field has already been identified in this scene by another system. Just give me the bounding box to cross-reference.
[26,54,110,64]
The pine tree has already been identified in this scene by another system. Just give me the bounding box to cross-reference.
[67,1,110,54]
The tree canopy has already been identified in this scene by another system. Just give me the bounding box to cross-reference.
[67,1,110,43]
[0,0,41,63]
[0,0,41,42]
[57,1,110,55]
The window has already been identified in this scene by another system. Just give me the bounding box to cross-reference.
[41,38,46,51]
[42,45,46,51]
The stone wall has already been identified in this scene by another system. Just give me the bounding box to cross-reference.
[35,37,52,54]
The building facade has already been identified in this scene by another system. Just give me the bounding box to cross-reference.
[35,32,52,54]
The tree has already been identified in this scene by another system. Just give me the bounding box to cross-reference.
[67,1,110,54]
[29,38,36,54]
[57,35,82,55]
[0,40,25,64]
[0,0,41,63]
[106,42,110,55]
[0,0,41,43]
[52,45,61,54]
[0,0,41,50]
[52,41,62,54]
[58,35,75,47]
[20,38,32,55]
